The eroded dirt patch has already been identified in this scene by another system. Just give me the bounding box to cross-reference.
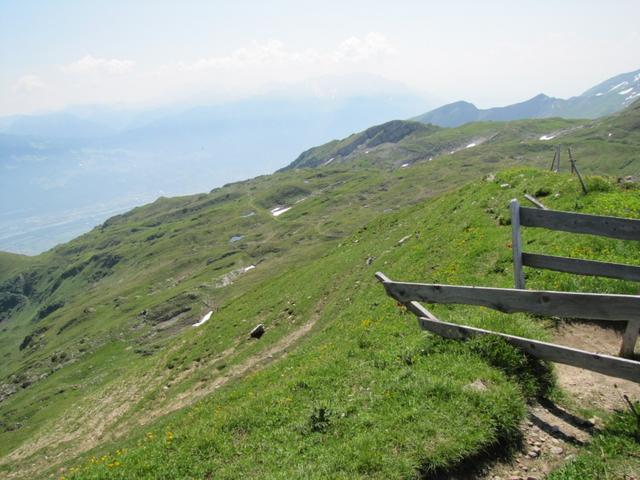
[553,321,640,412]
[478,320,639,480]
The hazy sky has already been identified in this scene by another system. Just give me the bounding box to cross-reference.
[1,0,639,116]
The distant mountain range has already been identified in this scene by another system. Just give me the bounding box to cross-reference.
[414,68,640,127]
[2,68,639,254]
[0,78,429,254]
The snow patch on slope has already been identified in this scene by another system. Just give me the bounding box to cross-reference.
[608,81,629,92]
[271,206,292,217]
[192,311,212,327]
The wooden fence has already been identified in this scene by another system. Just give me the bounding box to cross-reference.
[375,272,640,383]
[511,199,640,357]
[375,198,640,383]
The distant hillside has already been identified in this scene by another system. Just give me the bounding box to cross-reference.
[283,97,640,174]
[281,120,436,170]
[414,68,640,127]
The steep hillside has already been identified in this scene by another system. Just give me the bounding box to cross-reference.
[1,102,640,478]
[38,170,640,479]
[414,68,640,127]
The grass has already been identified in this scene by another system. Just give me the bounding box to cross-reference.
[41,169,640,478]
[2,101,640,477]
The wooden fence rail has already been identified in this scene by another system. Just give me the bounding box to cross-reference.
[381,280,640,322]
[518,206,640,241]
[521,252,640,282]
[511,199,640,357]
[375,272,640,383]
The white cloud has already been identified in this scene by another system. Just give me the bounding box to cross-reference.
[2,34,397,115]
[172,39,311,72]
[167,32,395,73]
[330,33,396,62]
[63,55,136,75]
[14,74,46,92]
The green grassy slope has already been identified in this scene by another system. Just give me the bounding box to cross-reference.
[1,101,639,477]
[0,252,32,281]
[58,169,640,479]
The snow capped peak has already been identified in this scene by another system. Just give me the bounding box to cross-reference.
[608,81,629,93]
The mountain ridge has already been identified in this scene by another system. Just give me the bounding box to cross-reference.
[414,68,640,127]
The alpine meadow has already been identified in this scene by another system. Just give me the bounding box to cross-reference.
[1,3,640,479]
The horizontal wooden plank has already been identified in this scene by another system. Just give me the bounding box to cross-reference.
[520,206,640,241]
[522,252,640,282]
[380,279,640,321]
[375,272,439,325]
[416,316,640,383]
[405,300,439,321]
[524,194,548,210]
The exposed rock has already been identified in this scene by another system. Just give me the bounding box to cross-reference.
[250,324,265,339]
[19,326,49,351]
[33,301,65,322]
[618,175,638,184]
[143,292,198,324]
[550,446,564,455]
[465,379,489,392]
[0,292,27,323]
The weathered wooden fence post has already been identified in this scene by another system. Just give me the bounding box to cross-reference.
[568,147,588,195]
[621,320,640,358]
[510,199,525,289]
[550,145,561,172]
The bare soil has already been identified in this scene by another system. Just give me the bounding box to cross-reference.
[478,320,640,480]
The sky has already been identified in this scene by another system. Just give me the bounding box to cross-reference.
[1,0,639,116]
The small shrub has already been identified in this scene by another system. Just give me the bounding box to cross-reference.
[358,336,372,349]
[398,350,415,366]
[309,406,331,433]
[585,176,613,192]
[497,215,511,226]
